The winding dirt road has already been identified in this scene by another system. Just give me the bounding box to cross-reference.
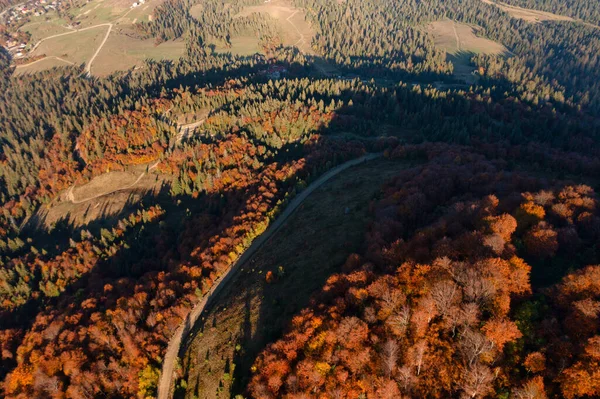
[85,23,112,75]
[157,152,382,399]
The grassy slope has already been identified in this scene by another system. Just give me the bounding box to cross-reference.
[176,158,414,399]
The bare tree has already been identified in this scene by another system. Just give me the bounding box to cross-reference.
[459,329,495,367]
[512,377,548,399]
[386,305,410,337]
[397,365,416,394]
[33,369,61,396]
[381,287,406,313]
[408,339,427,376]
[431,280,460,316]
[381,339,399,378]
[460,363,494,399]
[460,302,481,327]
[483,234,506,255]
[458,267,496,304]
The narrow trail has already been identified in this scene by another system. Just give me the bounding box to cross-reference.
[286,10,304,47]
[452,21,461,51]
[157,153,382,399]
[284,10,331,75]
[15,56,75,68]
[85,23,112,75]
[66,160,159,204]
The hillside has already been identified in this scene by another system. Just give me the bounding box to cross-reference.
[0,0,599,398]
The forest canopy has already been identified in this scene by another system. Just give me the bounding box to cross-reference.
[0,0,599,398]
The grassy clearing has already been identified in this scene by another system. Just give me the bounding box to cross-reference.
[224,0,314,56]
[16,0,178,76]
[29,26,107,65]
[213,35,261,56]
[428,19,509,83]
[92,32,184,76]
[176,158,415,399]
[19,18,71,43]
[30,164,168,230]
[13,57,74,75]
[123,1,161,23]
[71,0,132,26]
[480,0,574,23]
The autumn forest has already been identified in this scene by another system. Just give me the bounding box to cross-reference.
[0,0,600,398]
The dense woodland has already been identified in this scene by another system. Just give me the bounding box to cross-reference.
[0,0,600,397]
[249,142,600,398]
[503,0,600,25]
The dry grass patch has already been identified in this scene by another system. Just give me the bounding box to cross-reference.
[30,166,167,229]
[428,19,507,56]
[72,0,130,25]
[428,19,509,83]
[176,158,415,399]
[234,0,315,54]
[28,26,108,66]
[19,19,72,43]
[91,32,184,76]
[14,57,74,75]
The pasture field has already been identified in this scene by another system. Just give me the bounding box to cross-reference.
[13,0,316,75]
[213,35,261,56]
[175,158,414,399]
[14,56,74,75]
[230,0,315,55]
[91,33,184,76]
[428,19,509,82]
[14,0,167,75]
[71,0,135,26]
[19,18,72,42]
[27,26,107,66]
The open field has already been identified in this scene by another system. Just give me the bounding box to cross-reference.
[27,25,108,66]
[71,0,137,26]
[175,157,414,399]
[19,18,72,42]
[480,0,574,23]
[28,164,167,230]
[91,33,184,76]
[428,19,509,83]
[14,0,166,75]
[213,35,261,56]
[232,0,315,55]
[14,56,74,74]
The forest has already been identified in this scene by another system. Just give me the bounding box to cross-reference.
[0,0,599,397]
[249,142,600,398]
[502,0,600,25]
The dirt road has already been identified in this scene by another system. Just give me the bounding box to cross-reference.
[157,152,382,399]
[15,56,75,69]
[85,23,112,75]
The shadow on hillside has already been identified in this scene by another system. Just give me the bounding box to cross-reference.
[4,49,599,395]
[0,169,290,383]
